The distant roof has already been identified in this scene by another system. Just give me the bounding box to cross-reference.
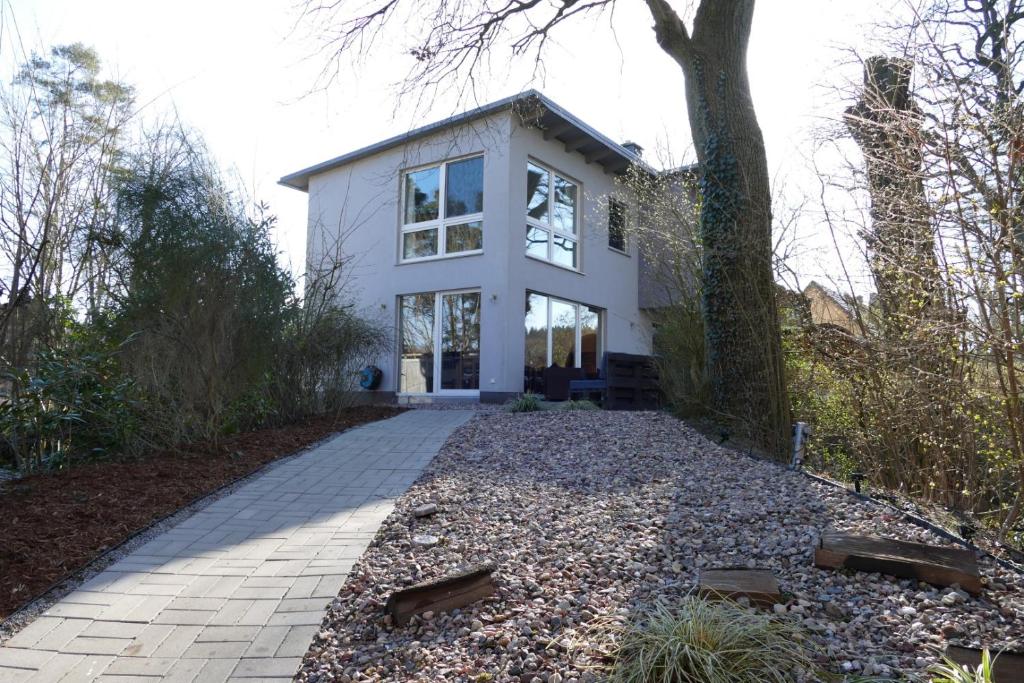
[279,90,654,192]
[803,281,858,319]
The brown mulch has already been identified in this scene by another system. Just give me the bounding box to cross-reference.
[0,406,405,619]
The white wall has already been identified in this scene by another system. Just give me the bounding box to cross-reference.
[304,108,651,397]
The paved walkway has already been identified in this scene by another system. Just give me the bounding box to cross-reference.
[0,410,473,683]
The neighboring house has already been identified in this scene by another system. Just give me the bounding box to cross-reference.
[281,90,671,403]
[802,281,864,336]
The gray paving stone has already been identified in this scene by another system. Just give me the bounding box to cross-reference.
[235,600,280,627]
[0,646,57,669]
[3,616,63,649]
[274,625,318,658]
[31,619,91,652]
[62,637,133,656]
[81,622,147,640]
[229,657,302,678]
[0,411,471,683]
[102,657,178,676]
[241,626,288,659]
[152,610,216,626]
[194,626,260,643]
[275,598,329,613]
[53,654,112,683]
[265,611,323,627]
[119,624,175,657]
[176,658,234,683]
[149,626,202,658]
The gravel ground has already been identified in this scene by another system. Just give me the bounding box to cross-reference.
[298,410,1024,682]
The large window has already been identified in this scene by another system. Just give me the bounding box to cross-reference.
[608,199,627,252]
[525,161,579,269]
[401,156,483,261]
[400,290,481,394]
[524,292,601,392]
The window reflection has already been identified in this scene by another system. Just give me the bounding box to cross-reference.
[400,294,435,393]
[404,168,439,224]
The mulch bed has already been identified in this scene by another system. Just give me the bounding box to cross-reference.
[0,406,404,619]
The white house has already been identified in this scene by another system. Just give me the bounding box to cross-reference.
[280,91,661,403]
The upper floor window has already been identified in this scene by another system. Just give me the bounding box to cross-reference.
[608,199,627,252]
[525,160,579,269]
[401,155,483,261]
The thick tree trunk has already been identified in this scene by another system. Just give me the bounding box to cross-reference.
[646,0,790,457]
[845,57,941,341]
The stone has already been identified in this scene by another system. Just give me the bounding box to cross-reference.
[414,503,439,518]
[411,534,440,548]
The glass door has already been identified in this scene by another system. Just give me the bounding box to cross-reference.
[399,290,480,395]
[439,291,480,391]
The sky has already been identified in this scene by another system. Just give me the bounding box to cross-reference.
[2,0,896,291]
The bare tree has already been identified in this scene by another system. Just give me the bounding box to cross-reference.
[798,0,1024,544]
[0,44,134,367]
[300,0,790,456]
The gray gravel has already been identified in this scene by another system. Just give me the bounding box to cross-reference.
[297,410,1023,682]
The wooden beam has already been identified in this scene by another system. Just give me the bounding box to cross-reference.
[814,531,982,594]
[603,158,631,175]
[698,569,780,607]
[584,147,616,164]
[563,134,591,154]
[543,121,575,141]
[386,564,496,625]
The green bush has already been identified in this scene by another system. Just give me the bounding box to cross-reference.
[0,328,141,473]
[507,393,541,413]
[110,140,293,443]
[605,598,815,683]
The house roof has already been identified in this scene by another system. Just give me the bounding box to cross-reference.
[279,90,652,192]
[803,281,858,319]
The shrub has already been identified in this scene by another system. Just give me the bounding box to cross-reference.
[507,393,541,413]
[929,649,994,683]
[651,304,708,417]
[0,328,141,473]
[605,598,815,683]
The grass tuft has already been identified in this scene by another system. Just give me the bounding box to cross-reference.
[929,649,995,683]
[506,393,541,413]
[602,598,816,683]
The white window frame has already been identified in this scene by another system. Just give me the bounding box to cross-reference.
[526,291,602,369]
[398,288,482,397]
[525,159,580,270]
[400,154,484,263]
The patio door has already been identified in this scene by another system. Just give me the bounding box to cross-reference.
[399,290,480,395]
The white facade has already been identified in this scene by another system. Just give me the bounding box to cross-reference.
[285,92,653,402]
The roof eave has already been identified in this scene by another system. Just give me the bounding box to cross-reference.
[278,89,652,191]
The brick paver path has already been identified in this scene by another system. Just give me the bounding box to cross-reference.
[0,410,473,682]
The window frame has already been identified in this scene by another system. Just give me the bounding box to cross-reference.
[608,198,629,254]
[399,154,484,263]
[524,290,602,369]
[397,287,482,396]
[525,158,581,270]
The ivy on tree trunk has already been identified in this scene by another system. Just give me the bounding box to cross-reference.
[645,0,790,458]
